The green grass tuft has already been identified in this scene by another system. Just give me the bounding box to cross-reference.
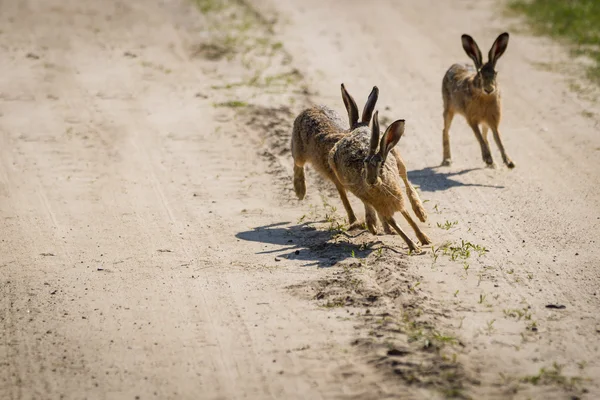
[213,100,248,108]
[520,362,586,392]
[193,0,225,14]
[508,0,600,83]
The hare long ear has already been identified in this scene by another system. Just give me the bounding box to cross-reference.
[488,32,509,67]
[369,111,380,156]
[361,86,379,124]
[379,119,405,163]
[461,34,483,69]
[341,83,359,129]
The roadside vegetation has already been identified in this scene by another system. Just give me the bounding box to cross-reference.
[508,0,600,83]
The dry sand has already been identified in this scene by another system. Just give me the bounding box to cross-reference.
[1,0,599,399]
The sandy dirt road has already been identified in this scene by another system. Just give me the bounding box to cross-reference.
[1,0,599,399]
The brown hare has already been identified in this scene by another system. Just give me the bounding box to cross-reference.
[329,111,431,253]
[441,32,515,169]
[341,85,428,235]
[291,84,378,229]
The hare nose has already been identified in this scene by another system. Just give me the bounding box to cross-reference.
[484,88,494,94]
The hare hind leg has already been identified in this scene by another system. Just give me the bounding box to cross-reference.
[400,210,431,245]
[293,163,307,200]
[442,108,455,166]
[385,216,420,253]
[392,150,427,223]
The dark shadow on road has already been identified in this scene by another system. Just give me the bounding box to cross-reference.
[408,166,504,192]
[235,221,385,267]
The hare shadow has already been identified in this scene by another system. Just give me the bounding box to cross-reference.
[236,221,386,268]
[407,166,504,192]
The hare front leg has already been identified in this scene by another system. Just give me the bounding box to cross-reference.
[364,203,379,235]
[333,180,359,229]
[364,205,393,235]
[384,216,420,253]
[482,125,489,144]
[490,126,515,169]
[468,121,494,166]
[442,108,455,166]
[364,203,393,235]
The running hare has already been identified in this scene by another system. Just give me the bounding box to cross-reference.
[341,85,428,235]
[291,84,378,228]
[442,32,515,168]
[329,111,431,253]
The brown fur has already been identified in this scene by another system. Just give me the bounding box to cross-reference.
[344,85,427,234]
[329,113,431,253]
[291,106,359,224]
[290,84,378,228]
[442,32,515,168]
[365,147,428,235]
